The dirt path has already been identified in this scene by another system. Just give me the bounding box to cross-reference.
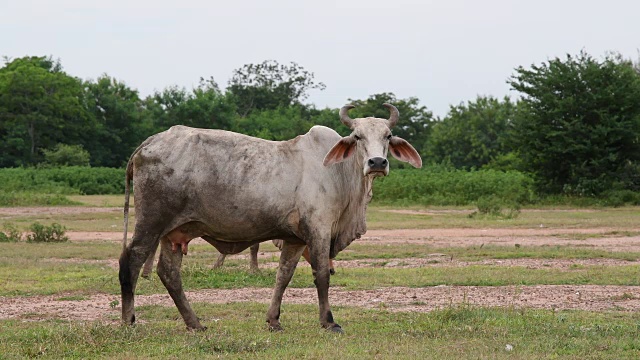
[65,228,640,252]
[2,285,640,321]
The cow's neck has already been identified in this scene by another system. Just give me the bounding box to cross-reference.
[330,155,375,257]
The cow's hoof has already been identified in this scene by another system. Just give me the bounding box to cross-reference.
[328,324,343,334]
[268,323,283,332]
[330,268,336,276]
[187,325,207,332]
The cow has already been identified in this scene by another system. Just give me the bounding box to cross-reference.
[118,104,422,333]
[140,242,335,277]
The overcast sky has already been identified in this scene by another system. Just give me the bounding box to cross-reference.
[2,0,639,117]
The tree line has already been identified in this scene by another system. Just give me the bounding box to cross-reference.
[1,52,639,196]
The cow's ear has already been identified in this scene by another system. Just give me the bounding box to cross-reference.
[323,136,357,166]
[389,137,422,168]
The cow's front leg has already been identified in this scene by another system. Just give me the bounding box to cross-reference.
[266,241,305,331]
[309,240,342,333]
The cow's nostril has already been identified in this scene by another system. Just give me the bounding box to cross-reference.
[381,159,388,167]
[368,159,375,167]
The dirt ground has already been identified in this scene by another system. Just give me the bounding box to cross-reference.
[3,206,640,322]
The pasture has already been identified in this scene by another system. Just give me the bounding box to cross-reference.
[2,196,640,359]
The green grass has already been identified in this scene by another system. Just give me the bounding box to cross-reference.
[1,303,640,359]
[3,252,640,297]
[366,206,640,230]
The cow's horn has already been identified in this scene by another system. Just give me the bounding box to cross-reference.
[339,104,356,129]
[383,103,399,128]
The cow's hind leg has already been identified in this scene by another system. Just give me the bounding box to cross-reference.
[266,241,305,331]
[141,246,158,278]
[157,236,204,330]
[249,243,259,272]
[119,232,160,325]
[212,253,226,269]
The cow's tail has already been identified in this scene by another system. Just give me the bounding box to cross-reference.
[122,157,134,253]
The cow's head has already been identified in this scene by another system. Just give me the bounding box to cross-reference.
[323,103,422,176]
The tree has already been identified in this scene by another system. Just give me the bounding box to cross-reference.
[84,74,145,167]
[0,56,94,167]
[227,60,325,117]
[143,77,236,134]
[42,143,90,167]
[426,96,516,169]
[508,51,640,195]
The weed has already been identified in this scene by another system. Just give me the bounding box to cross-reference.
[26,222,69,243]
[0,223,22,242]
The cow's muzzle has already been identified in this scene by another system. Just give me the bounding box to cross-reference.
[365,157,389,176]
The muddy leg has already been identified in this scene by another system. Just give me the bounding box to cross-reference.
[266,241,305,331]
[308,239,342,333]
[212,253,226,269]
[119,232,160,325]
[141,246,157,278]
[157,236,204,330]
[302,247,335,275]
[249,243,259,272]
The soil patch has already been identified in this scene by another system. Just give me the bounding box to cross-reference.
[3,285,640,322]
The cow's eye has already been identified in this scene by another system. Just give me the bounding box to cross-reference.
[354,135,361,141]
[386,134,392,140]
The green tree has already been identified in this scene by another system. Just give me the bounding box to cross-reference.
[84,74,145,167]
[227,60,325,117]
[143,77,236,133]
[42,143,90,167]
[0,56,93,167]
[508,51,640,195]
[426,96,516,169]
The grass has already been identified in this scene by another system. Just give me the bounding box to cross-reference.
[3,250,640,297]
[3,198,640,358]
[1,304,640,359]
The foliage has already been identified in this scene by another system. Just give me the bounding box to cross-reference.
[0,167,125,195]
[427,96,516,169]
[0,223,21,242]
[41,143,90,167]
[227,60,325,116]
[468,196,521,219]
[0,191,77,206]
[25,222,69,243]
[144,77,237,133]
[373,165,536,206]
[83,74,147,167]
[0,56,94,167]
[508,51,640,195]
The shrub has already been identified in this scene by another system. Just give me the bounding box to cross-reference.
[42,144,91,167]
[26,222,69,243]
[468,196,521,219]
[0,167,125,195]
[373,165,536,206]
[0,223,22,242]
[0,192,77,206]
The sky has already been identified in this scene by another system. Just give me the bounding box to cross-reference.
[1,0,639,118]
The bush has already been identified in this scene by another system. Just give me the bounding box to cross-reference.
[373,165,536,206]
[468,196,521,219]
[0,192,77,206]
[26,222,69,243]
[0,167,125,195]
[0,223,21,242]
[42,144,91,167]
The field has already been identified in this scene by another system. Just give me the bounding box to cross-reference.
[2,196,640,359]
